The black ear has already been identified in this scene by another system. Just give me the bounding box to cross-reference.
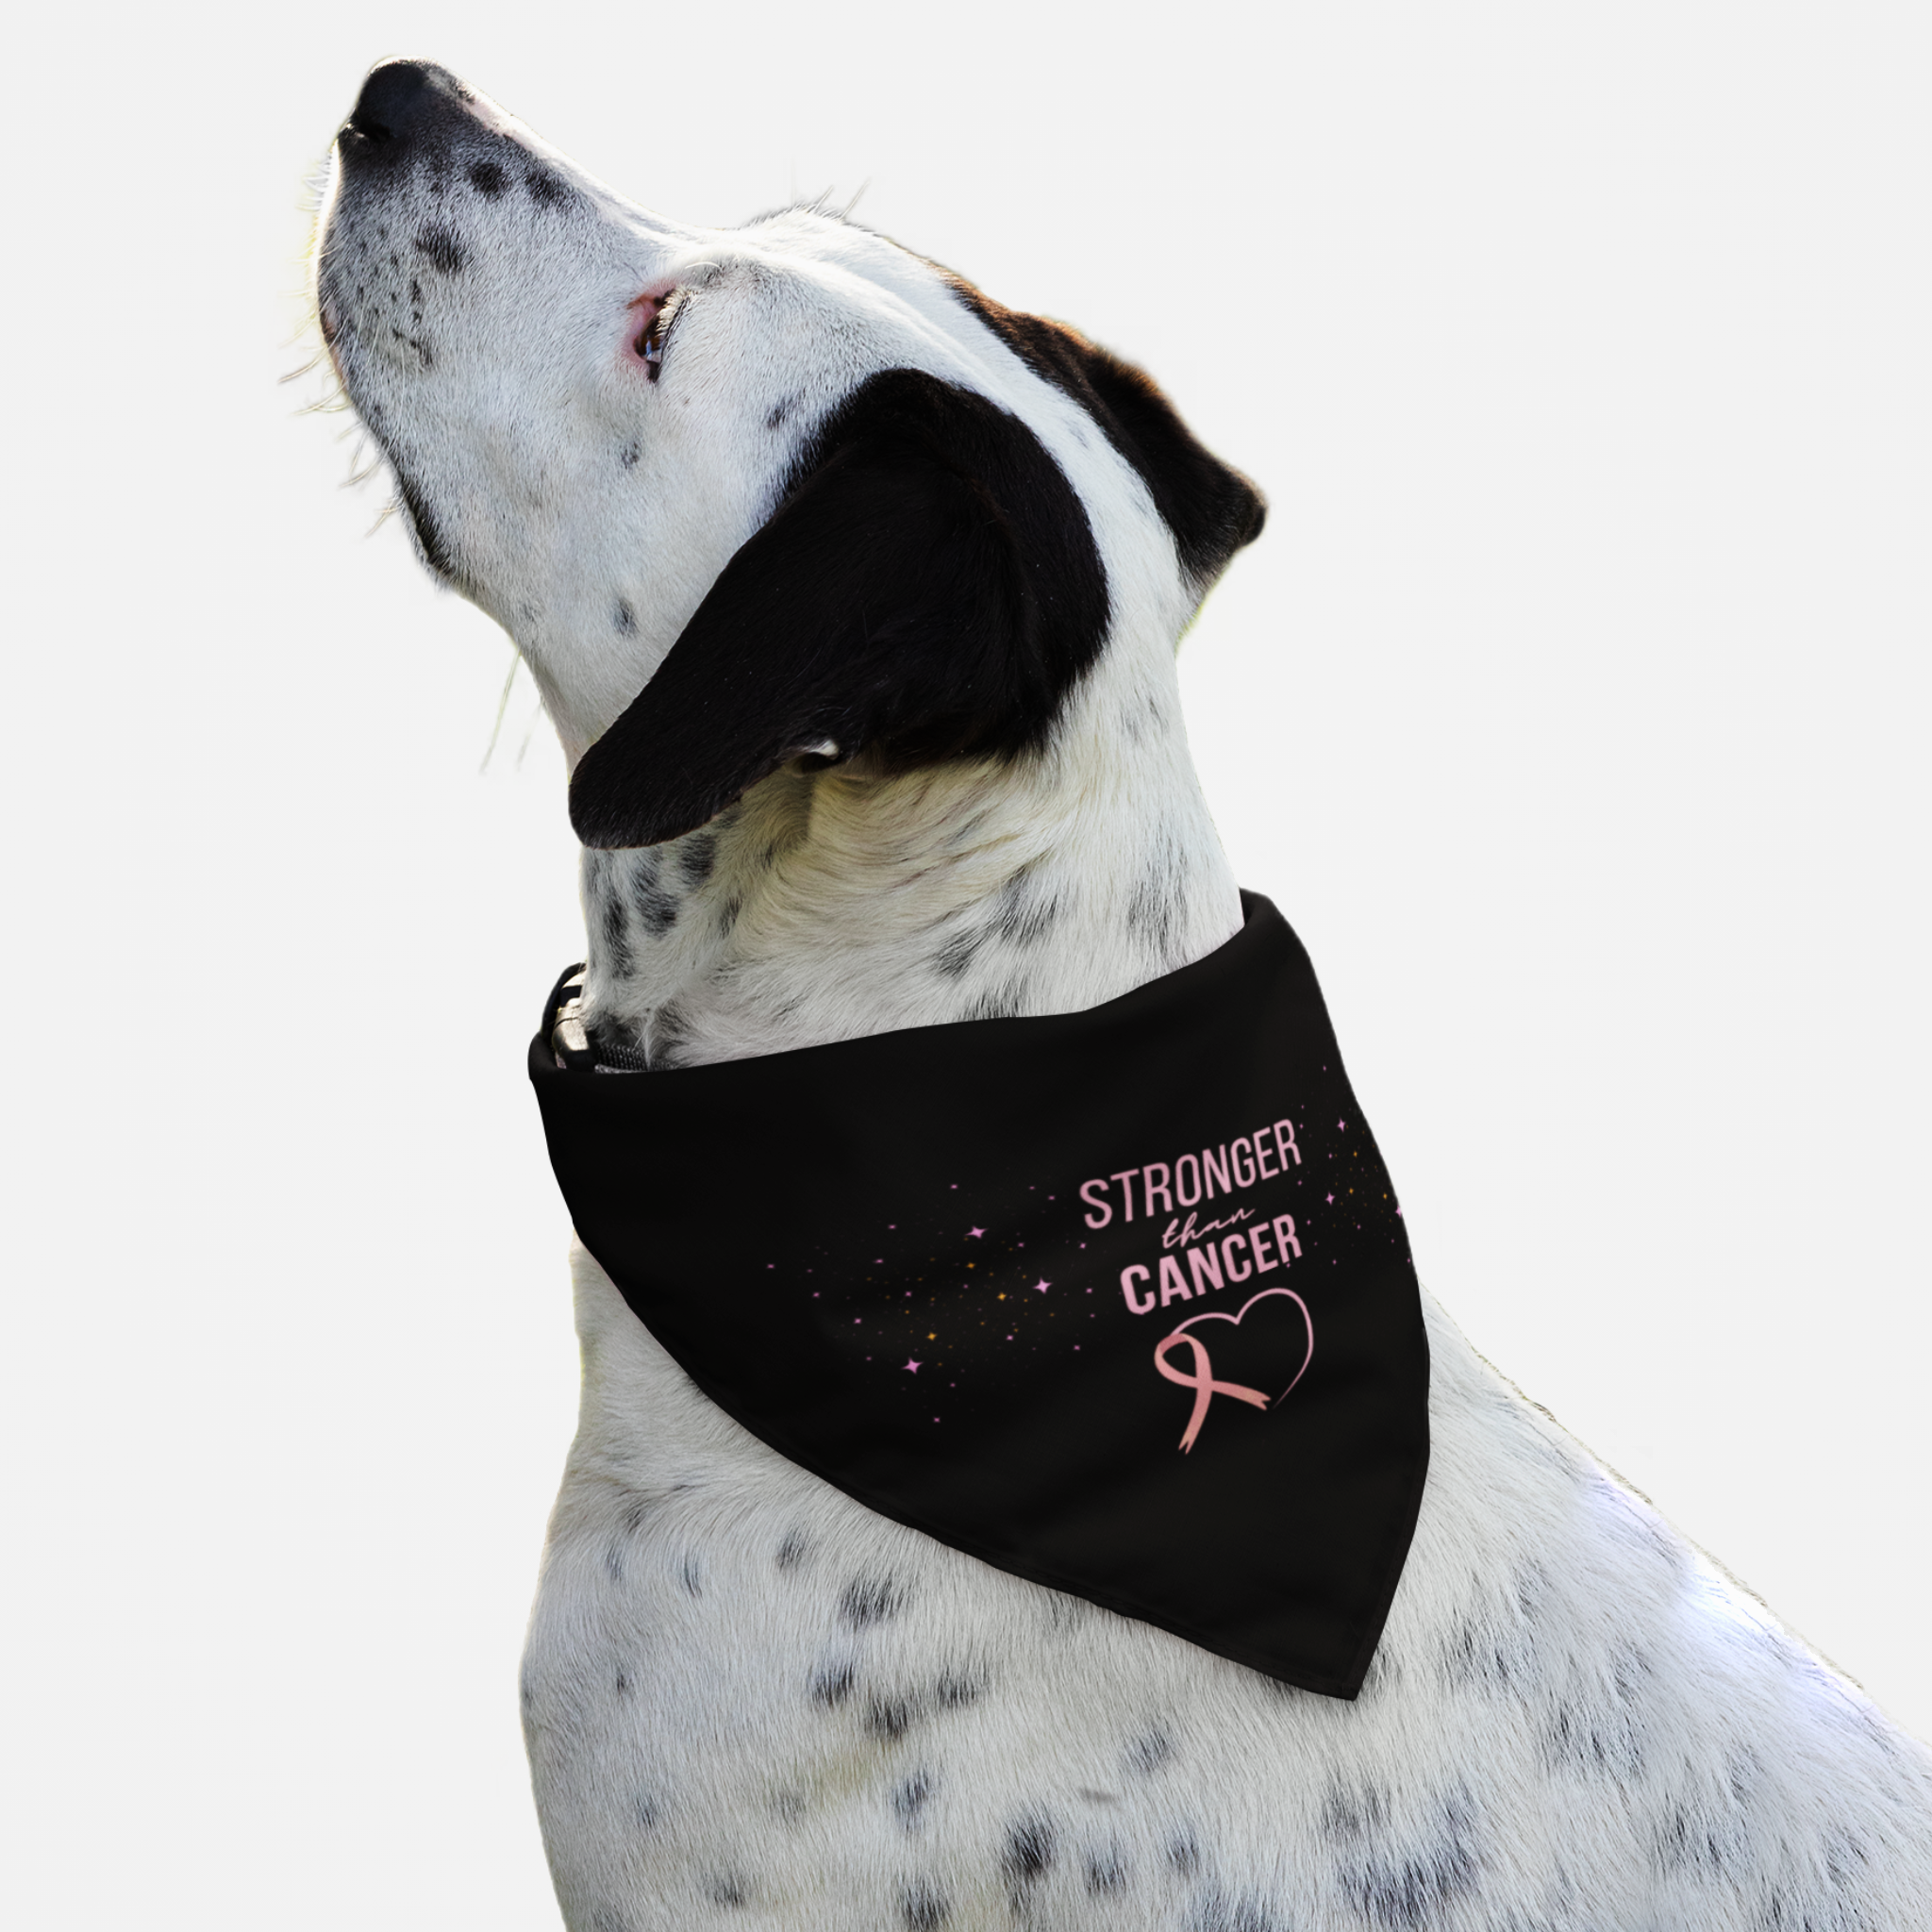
[943,282,1267,589]
[570,370,1109,850]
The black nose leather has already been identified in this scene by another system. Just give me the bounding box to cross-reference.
[346,59,460,142]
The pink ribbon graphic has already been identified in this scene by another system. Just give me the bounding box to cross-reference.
[1153,1288,1314,1453]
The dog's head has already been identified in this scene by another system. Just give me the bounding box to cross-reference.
[315,60,1263,849]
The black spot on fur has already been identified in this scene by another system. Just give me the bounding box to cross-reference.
[1187,1890,1280,1932]
[467,159,507,197]
[1651,1752,1763,1882]
[614,1667,632,1696]
[718,893,742,936]
[1125,852,1183,961]
[1003,1816,1056,1893]
[604,1542,625,1583]
[525,167,575,208]
[868,1694,913,1740]
[598,876,635,975]
[408,275,423,306]
[1323,1784,1389,1840]
[677,833,717,885]
[932,927,986,978]
[614,598,637,637]
[894,1769,932,1827]
[413,225,468,274]
[945,279,1266,589]
[633,1791,661,1829]
[629,850,679,936]
[775,1530,809,1571]
[570,369,1112,850]
[1442,1566,1546,1697]
[1086,1848,1129,1895]
[902,1880,950,1929]
[680,1554,702,1596]
[934,1673,981,1709]
[1124,1728,1174,1775]
[768,396,797,430]
[1542,1648,1650,1783]
[991,863,1059,945]
[620,441,641,469]
[1168,1828,1201,1877]
[841,1575,908,1628]
[386,325,435,368]
[810,1660,855,1707]
[707,1874,748,1908]
[1339,1789,1482,1929]
[1820,1823,1874,1893]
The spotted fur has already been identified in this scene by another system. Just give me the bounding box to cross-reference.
[315,58,1932,1931]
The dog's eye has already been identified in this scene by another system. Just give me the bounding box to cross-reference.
[634,290,685,383]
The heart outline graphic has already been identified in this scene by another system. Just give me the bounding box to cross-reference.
[1153,1288,1315,1453]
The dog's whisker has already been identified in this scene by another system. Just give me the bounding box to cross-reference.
[291,391,352,419]
[297,155,333,217]
[342,435,386,490]
[480,650,522,774]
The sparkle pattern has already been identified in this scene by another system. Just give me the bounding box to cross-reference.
[765,1100,1406,1430]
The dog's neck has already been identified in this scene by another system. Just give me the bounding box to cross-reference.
[573,641,1241,1069]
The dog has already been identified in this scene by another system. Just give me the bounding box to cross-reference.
[313,58,1932,1931]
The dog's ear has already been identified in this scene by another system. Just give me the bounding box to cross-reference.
[943,283,1267,590]
[569,369,1110,850]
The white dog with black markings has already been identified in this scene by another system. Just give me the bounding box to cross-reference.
[312,59,1932,1931]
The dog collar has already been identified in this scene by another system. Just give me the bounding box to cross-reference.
[528,893,1428,1697]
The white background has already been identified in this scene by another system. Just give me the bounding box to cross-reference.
[2,2,1926,1924]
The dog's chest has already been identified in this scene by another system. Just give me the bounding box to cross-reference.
[519,1256,1932,1931]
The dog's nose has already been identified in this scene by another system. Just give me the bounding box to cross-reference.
[344,58,467,144]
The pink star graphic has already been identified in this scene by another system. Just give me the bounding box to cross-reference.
[1338,1119,1347,1130]
[1032,1279,1050,1293]
[967,1225,986,1239]
[904,1358,922,1374]
[1326,1193,1335,1204]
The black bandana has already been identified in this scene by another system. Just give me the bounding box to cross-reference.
[529,893,1427,1697]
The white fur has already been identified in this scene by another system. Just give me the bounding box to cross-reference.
[315,66,1932,1929]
